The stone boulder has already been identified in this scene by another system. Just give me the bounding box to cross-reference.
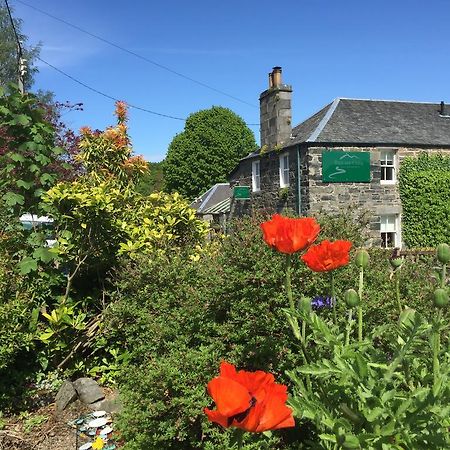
[73,377,105,404]
[55,380,78,411]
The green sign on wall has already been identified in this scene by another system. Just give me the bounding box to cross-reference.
[233,186,250,200]
[322,151,370,182]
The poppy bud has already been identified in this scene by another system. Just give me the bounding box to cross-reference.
[390,257,404,269]
[436,243,450,264]
[299,297,312,314]
[354,249,369,268]
[433,288,449,308]
[344,289,360,307]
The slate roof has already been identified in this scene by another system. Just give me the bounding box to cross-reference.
[203,197,231,214]
[290,98,450,147]
[190,183,231,214]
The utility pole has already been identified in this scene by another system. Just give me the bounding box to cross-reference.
[18,46,26,94]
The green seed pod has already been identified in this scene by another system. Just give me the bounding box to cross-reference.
[344,289,360,307]
[299,296,312,314]
[390,257,404,269]
[436,243,450,264]
[355,249,369,268]
[433,288,449,308]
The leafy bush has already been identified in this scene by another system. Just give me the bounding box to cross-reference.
[399,152,450,247]
[163,106,257,199]
[288,308,450,449]
[0,84,67,217]
[104,212,443,449]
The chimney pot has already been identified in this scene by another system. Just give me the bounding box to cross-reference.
[271,66,282,86]
[440,101,445,115]
[268,72,273,88]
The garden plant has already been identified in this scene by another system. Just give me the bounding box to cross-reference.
[203,215,449,449]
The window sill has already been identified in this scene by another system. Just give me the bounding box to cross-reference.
[380,180,396,185]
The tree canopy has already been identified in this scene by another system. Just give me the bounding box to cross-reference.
[163,106,257,199]
[0,4,40,90]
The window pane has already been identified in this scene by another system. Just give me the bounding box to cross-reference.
[380,215,396,232]
[381,232,395,248]
[385,167,394,180]
[252,161,260,191]
[280,154,289,187]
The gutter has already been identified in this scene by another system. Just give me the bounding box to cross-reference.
[296,144,302,216]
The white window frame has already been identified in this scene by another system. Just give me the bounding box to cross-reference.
[252,160,261,192]
[380,214,401,248]
[279,153,289,188]
[380,149,397,184]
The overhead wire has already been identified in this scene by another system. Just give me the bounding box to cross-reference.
[4,0,23,57]
[35,56,259,126]
[14,0,257,108]
[36,56,186,121]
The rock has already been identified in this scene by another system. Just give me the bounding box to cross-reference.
[73,378,104,404]
[90,391,123,414]
[55,380,78,411]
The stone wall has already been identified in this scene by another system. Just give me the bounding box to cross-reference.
[229,145,450,245]
[306,146,449,245]
[229,147,299,215]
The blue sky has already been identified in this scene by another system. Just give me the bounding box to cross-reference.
[10,0,450,162]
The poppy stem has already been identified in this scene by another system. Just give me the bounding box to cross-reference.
[432,309,442,387]
[395,271,402,316]
[358,267,364,342]
[236,429,244,449]
[330,271,337,324]
[285,255,301,341]
[345,308,353,346]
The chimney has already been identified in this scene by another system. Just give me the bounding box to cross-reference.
[259,66,292,150]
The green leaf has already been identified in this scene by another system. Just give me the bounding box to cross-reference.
[342,434,360,449]
[16,179,34,190]
[40,173,55,185]
[18,256,38,274]
[365,407,384,422]
[2,191,25,206]
[35,154,51,165]
[9,153,25,163]
[38,330,55,342]
[33,247,55,263]
[319,434,337,443]
[13,114,31,126]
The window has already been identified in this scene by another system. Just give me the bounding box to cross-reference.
[380,149,397,183]
[380,214,401,248]
[279,153,289,187]
[252,160,260,192]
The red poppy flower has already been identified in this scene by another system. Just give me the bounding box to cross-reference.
[261,214,320,254]
[301,240,352,272]
[204,362,295,433]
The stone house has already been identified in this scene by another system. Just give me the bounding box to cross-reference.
[229,67,450,247]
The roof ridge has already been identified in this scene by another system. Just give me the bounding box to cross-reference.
[337,97,443,105]
[306,98,341,142]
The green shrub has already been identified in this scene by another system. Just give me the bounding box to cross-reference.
[399,152,450,247]
[103,212,444,449]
